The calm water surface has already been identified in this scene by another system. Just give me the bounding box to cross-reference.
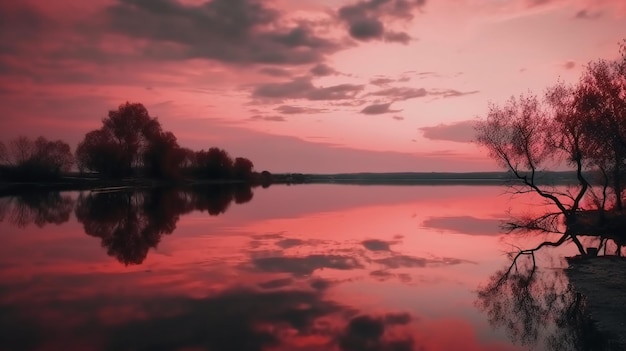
[0,185,615,350]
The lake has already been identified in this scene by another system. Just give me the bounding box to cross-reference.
[0,184,619,350]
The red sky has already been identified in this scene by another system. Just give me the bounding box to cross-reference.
[1,0,625,172]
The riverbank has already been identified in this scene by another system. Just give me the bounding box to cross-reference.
[566,256,626,347]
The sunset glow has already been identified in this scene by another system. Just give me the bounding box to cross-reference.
[2,0,625,172]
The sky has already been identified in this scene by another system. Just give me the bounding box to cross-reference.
[1,0,626,173]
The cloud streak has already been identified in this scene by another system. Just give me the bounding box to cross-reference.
[419,120,477,143]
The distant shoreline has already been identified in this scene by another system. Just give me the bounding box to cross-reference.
[0,170,586,195]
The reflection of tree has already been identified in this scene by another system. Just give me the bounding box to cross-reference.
[189,184,254,215]
[0,192,74,227]
[75,185,255,265]
[476,249,621,350]
[75,189,193,265]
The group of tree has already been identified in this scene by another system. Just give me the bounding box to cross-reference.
[0,102,261,182]
[75,102,257,181]
[475,40,626,251]
[0,136,74,181]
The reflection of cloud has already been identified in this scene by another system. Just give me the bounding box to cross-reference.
[419,120,477,143]
[310,278,333,291]
[374,255,468,269]
[362,239,392,251]
[337,314,415,351]
[258,278,293,289]
[276,238,306,249]
[422,216,504,236]
[103,288,345,351]
[370,270,395,281]
[252,255,363,276]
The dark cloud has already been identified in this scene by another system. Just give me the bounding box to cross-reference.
[370,77,396,86]
[360,102,401,115]
[574,9,603,19]
[310,63,338,76]
[422,216,504,236]
[419,120,477,143]
[275,105,327,114]
[337,0,425,43]
[392,116,404,121]
[362,239,392,251]
[563,60,576,70]
[348,18,386,40]
[259,67,292,77]
[430,89,480,98]
[369,87,428,100]
[106,0,342,64]
[250,114,287,122]
[252,255,363,276]
[384,31,413,44]
[252,77,364,101]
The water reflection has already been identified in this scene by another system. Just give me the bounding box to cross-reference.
[75,185,255,265]
[476,240,622,350]
[0,191,74,227]
[0,185,577,351]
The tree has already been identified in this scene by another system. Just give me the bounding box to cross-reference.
[0,141,6,164]
[76,129,126,177]
[232,157,254,180]
[143,131,186,180]
[474,41,626,255]
[574,45,626,210]
[76,102,167,177]
[0,136,74,180]
[475,92,589,218]
[194,147,234,179]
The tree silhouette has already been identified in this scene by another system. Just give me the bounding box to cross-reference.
[475,42,626,246]
[194,147,234,179]
[76,102,169,178]
[0,136,74,181]
[233,157,255,181]
[143,131,186,180]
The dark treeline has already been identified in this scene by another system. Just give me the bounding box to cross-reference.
[0,102,272,185]
[0,185,254,265]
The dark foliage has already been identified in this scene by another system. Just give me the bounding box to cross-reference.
[0,136,74,181]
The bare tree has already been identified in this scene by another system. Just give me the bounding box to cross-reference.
[475,92,589,218]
